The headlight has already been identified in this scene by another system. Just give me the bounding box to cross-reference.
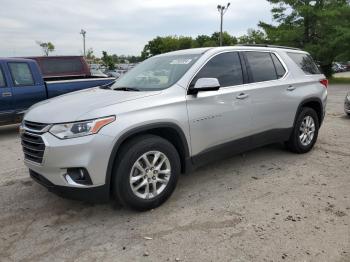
[49,116,115,139]
[347,94,350,101]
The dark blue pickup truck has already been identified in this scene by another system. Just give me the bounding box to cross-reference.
[0,58,115,125]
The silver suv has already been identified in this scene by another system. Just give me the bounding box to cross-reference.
[21,45,328,210]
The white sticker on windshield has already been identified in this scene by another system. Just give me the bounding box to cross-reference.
[170,58,192,65]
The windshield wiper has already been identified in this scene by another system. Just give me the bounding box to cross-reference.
[114,87,140,92]
[99,80,116,89]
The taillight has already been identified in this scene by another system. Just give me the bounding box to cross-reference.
[320,79,328,88]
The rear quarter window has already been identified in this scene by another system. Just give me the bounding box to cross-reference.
[287,52,320,75]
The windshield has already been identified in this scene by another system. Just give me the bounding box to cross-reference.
[112,54,201,91]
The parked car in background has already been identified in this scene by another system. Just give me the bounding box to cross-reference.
[345,61,350,71]
[104,70,121,78]
[0,58,115,125]
[332,62,347,73]
[90,68,108,78]
[21,45,327,210]
[90,63,101,70]
[345,92,350,116]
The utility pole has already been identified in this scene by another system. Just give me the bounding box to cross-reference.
[217,3,230,46]
[80,29,86,57]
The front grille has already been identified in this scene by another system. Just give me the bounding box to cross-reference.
[23,121,49,132]
[21,132,46,164]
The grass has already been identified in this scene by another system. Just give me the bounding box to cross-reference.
[329,77,350,84]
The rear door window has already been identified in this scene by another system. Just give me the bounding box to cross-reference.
[8,62,35,86]
[244,51,277,82]
[0,67,6,87]
[287,52,320,75]
[191,52,243,87]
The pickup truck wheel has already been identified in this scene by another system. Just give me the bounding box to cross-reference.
[286,107,319,154]
[113,135,180,211]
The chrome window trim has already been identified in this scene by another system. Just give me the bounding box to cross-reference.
[186,49,289,91]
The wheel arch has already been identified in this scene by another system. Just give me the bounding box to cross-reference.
[294,97,324,127]
[105,122,191,196]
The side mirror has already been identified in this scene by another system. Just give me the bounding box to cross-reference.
[188,78,220,94]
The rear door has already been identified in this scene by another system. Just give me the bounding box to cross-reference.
[7,61,46,119]
[0,62,14,124]
[243,51,295,139]
[186,51,253,158]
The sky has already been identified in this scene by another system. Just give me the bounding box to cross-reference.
[0,0,273,57]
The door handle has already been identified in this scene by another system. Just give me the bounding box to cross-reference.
[287,85,296,91]
[2,92,12,97]
[236,93,249,100]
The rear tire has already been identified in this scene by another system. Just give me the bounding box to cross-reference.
[286,107,319,154]
[113,135,180,211]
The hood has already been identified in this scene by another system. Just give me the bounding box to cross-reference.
[24,87,160,123]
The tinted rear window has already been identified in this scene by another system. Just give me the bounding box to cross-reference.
[0,67,5,87]
[192,52,243,87]
[40,58,83,75]
[245,52,277,82]
[287,52,320,75]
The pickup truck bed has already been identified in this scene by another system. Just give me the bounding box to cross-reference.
[0,58,115,125]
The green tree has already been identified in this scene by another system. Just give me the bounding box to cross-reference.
[86,48,95,60]
[259,0,350,77]
[141,36,194,59]
[194,35,212,47]
[36,41,55,56]
[101,51,115,70]
[210,32,237,46]
[141,32,239,58]
[238,29,267,44]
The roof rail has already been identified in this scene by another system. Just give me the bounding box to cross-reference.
[236,44,301,51]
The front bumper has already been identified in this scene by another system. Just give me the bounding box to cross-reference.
[30,169,109,203]
[23,130,115,203]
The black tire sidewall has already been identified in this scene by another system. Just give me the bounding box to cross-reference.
[114,135,180,211]
[291,107,319,153]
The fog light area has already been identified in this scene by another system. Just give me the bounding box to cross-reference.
[64,168,92,186]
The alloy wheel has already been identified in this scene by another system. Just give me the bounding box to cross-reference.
[299,115,315,146]
[129,151,171,199]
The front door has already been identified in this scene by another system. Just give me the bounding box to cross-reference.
[7,62,46,120]
[186,52,253,160]
[0,64,14,124]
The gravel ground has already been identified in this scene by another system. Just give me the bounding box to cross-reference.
[0,85,349,262]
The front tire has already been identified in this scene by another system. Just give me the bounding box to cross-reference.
[286,107,319,154]
[113,135,180,211]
